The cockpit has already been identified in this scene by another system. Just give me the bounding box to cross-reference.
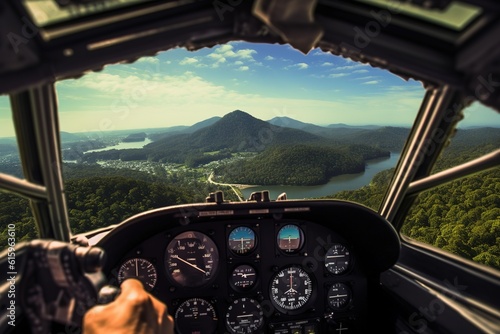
[0,1,499,334]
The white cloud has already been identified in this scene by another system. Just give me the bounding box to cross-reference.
[329,73,349,78]
[355,76,377,80]
[265,56,274,61]
[363,80,380,85]
[179,57,198,65]
[353,69,369,74]
[136,57,159,64]
[238,66,250,71]
[234,61,244,65]
[310,49,330,56]
[334,64,365,70]
[321,62,334,66]
[287,63,308,70]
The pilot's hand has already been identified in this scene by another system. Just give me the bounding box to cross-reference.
[83,279,174,334]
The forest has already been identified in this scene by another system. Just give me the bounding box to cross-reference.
[0,165,236,245]
[215,144,388,186]
[330,138,500,270]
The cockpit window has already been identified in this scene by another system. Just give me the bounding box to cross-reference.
[401,103,499,270]
[54,42,426,234]
[0,95,37,244]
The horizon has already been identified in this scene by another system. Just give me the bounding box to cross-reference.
[0,41,498,137]
[0,108,498,140]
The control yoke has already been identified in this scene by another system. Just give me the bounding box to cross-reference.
[0,240,110,333]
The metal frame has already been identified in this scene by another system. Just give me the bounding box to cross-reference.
[8,84,71,241]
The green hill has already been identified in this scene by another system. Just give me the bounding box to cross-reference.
[216,144,389,186]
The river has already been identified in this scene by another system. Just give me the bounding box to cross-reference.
[241,152,401,200]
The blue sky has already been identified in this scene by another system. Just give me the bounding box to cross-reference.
[0,41,497,137]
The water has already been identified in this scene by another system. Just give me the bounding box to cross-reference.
[241,152,400,200]
[84,138,152,153]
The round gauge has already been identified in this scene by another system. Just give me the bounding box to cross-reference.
[270,266,313,311]
[117,258,157,291]
[327,283,352,310]
[175,298,218,334]
[225,298,264,334]
[277,224,304,253]
[230,264,257,290]
[165,231,219,287]
[228,226,256,255]
[324,244,351,275]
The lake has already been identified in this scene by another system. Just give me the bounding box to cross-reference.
[241,152,401,200]
[84,138,153,153]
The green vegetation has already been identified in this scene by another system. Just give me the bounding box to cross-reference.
[331,130,500,270]
[0,164,238,245]
[402,168,499,269]
[216,144,389,186]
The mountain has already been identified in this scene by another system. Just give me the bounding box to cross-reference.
[330,126,410,151]
[60,131,83,143]
[327,123,381,130]
[146,110,323,156]
[185,116,222,133]
[267,116,329,136]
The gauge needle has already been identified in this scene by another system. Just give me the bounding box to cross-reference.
[172,255,207,274]
[327,255,345,258]
[238,272,255,278]
[285,274,297,294]
[135,258,139,276]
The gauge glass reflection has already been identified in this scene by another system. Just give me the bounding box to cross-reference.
[225,298,264,334]
[324,244,351,275]
[228,226,256,255]
[328,283,351,310]
[117,258,157,291]
[230,264,257,290]
[165,231,219,287]
[277,224,304,253]
[175,298,217,334]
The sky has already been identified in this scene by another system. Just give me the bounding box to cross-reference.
[0,41,498,137]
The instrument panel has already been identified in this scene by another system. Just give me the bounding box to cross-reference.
[99,200,400,333]
[114,220,362,333]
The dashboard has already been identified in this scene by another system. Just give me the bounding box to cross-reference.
[95,199,400,333]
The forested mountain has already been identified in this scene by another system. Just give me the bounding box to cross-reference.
[83,110,326,164]
[216,144,389,186]
[267,116,327,134]
[185,116,222,133]
[146,110,322,153]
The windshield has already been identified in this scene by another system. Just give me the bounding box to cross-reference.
[1,42,498,271]
[50,42,424,236]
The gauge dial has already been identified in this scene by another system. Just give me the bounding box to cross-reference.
[270,266,313,311]
[228,226,256,255]
[277,224,304,253]
[324,244,351,275]
[117,258,157,291]
[165,231,219,287]
[175,298,218,334]
[327,283,352,310]
[230,264,257,290]
[225,298,264,334]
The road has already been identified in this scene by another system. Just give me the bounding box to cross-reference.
[207,172,249,202]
